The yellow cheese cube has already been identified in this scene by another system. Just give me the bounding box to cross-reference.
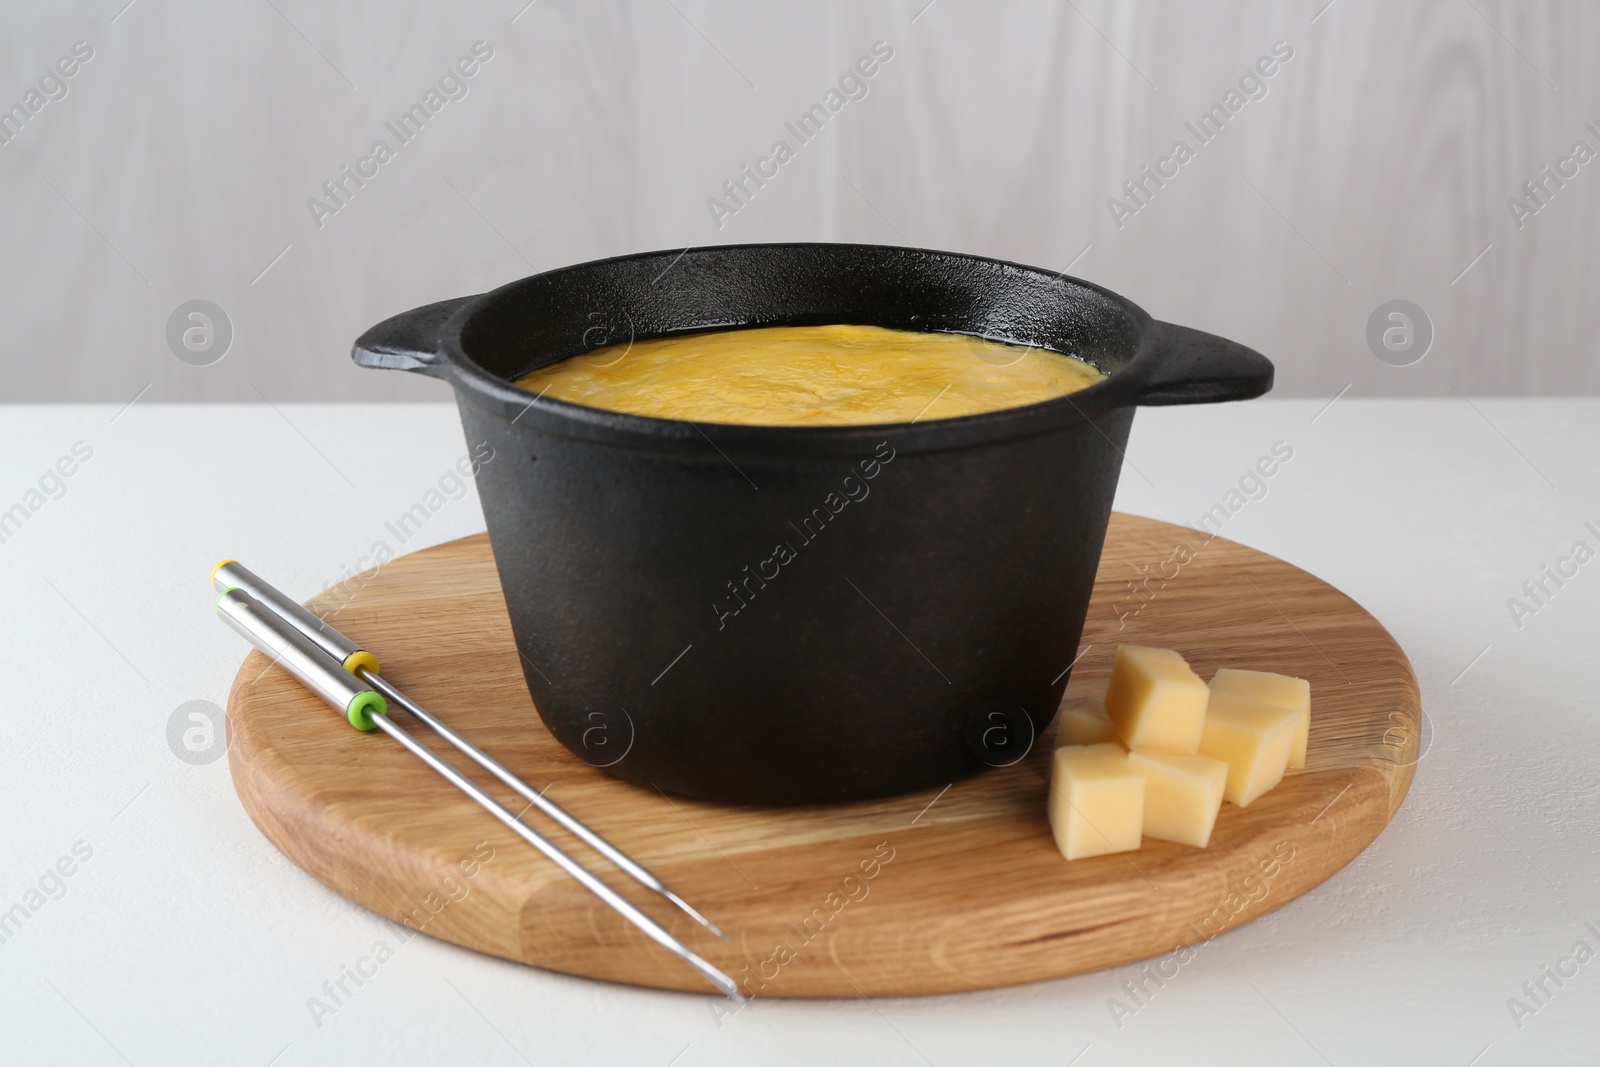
[1197,690,1300,807]
[1056,698,1116,746]
[1104,645,1209,753]
[1048,743,1144,860]
[1210,668,1311,770]
[1127,750,1228,848]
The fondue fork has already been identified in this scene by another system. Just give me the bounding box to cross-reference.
[213,584,742,1003]
[210,560,726,942]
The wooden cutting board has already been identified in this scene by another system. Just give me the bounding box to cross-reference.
[226,513,1420,999]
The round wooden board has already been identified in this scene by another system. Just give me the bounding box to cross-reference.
[226,513,1420,999]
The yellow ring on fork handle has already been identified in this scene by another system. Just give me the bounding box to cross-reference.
[342,649,380,677]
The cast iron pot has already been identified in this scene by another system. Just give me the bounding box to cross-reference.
[352,243,1271,805]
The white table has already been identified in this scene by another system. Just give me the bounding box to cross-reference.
[1,400,1591,1065]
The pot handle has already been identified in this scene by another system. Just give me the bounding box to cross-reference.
[350,295,477,376]
[1129,320,1274,406]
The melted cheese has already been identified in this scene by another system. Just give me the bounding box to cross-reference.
[512,323,1103,426]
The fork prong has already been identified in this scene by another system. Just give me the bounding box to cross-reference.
[363,672,731,942]
[366,711,744,1002]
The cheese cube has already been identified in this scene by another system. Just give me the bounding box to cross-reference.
[1056,698,1116,746]
[1127,750,1228,848]
[1198,690,1300,807]
[1048,744,1144,860]
[1104,645,1209,753]
[1210,668,1311,769]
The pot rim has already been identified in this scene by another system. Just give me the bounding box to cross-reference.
[357,241,1269,459]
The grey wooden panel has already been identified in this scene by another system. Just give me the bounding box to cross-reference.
[0,0,1591,401]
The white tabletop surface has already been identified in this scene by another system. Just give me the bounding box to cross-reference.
[1,399,1593,1066]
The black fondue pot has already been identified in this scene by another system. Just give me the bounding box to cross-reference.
[353,243,1271,804]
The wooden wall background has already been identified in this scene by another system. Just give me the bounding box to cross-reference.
[0,0,1592,402]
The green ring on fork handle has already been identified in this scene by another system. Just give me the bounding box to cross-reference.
[345,690,387,731]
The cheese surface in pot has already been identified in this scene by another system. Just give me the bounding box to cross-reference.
[511,323,1104,426]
